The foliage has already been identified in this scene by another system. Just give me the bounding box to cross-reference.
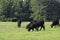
[30,0,45,20]
[42,0,60,20]
[0,0,60,21]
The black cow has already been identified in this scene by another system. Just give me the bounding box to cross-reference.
[51,19,59,28]
[26,20,45,31]
[17,19,21,27]
[12,19,17,22]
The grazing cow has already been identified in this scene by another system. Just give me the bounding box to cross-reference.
[17,19,21,27]
[26,20,45,31]
[51,19,59,28]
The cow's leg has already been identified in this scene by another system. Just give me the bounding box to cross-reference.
[18,22,21,27]
[40,26,43,31]
[51,24,53,28]
[42,25,45,31]
[40,25,45,31]
[18,23,20,27]
[32,28,34,31]
[35,27,39,31]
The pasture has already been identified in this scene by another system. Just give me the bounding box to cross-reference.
[0,22,60,40]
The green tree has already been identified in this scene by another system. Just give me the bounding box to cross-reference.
[16,0,32,21]
[1,0,14,21]
[23,0,33,21]
[16,0,24,20]
[30,0,45,20]
[43,0,60,20]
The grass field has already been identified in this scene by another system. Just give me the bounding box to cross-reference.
[0,22,60,40]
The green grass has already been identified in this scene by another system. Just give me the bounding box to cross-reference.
[0,22,60,40]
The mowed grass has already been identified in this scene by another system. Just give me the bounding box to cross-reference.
[0,22,60,40]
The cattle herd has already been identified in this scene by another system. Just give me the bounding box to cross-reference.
[17,19,60,32]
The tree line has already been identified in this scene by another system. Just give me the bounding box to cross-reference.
[0,0,60,21]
